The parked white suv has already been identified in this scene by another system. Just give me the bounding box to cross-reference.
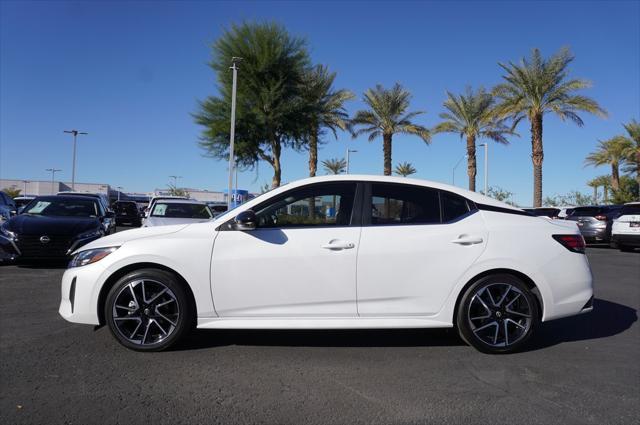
[610,202,640,252]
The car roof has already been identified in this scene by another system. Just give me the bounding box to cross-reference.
[151,199,207,205]
[33,195,100,202]
[238,175,522,212]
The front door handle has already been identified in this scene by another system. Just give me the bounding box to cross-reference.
[322,240,355,250]
[451,235,484,245]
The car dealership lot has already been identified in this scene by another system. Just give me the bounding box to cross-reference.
[1,247,638,425]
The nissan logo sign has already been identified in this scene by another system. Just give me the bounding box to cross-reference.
[40,236,50,244]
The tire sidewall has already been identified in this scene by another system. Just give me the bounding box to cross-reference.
[105,268,192,352]
[456,274,539,354]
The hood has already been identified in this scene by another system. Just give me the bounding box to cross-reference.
[5,214,100,236]
[73,223,189,253]
[144,217,212,227]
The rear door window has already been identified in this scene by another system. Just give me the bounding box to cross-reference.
[369,183,440,225]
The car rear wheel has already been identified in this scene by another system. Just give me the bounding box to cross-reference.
[105,268,193,351]
[456,274,539,354]
[619,245,635,252]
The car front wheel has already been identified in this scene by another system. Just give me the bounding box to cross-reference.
[105,268,193,351]
[456,274,539,354]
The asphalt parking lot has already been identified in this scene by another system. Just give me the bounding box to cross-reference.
[0,246,638,425]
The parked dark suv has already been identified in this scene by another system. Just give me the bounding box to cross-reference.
[113,201,142,227]
[565,205,623,243]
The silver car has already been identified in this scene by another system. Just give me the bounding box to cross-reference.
[143,199,213,227]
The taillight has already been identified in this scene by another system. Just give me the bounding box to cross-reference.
[594,214,607,221]
[553,234,586,253]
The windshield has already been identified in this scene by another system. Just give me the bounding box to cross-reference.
[115,202,138,214]
[151,203,212,219]
[24,198,99,217]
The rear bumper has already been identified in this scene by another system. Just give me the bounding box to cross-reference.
[579,226,608,242]
[611,234,640,247]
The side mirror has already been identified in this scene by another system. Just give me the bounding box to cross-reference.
[234,210,257,231]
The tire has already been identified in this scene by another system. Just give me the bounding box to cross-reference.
[456,274,539,354]
[105,268,193,351]
[619,245,635,252]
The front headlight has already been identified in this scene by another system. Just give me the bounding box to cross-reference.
[68,247,118,268]
[0,224,16,240]
[77,229,103,239]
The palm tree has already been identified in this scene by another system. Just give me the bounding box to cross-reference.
[621,119,640,188]
[494,47,607,207]
[587,175,611,204]
[585,136,632,191]
[394,162,417,177]
[433,87,513,191]
[302,65,354,177]
[322,158,347,175]
[351,83,431,175]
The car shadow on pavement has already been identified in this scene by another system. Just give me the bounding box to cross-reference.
[176,327,465,351]
[530,298,637,350]
[176,298,636,352]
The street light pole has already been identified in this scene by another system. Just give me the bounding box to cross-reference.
[117,186,124,202]
[452,154,467,186]
[479,143,489,195]
[169,175,182,189]
[346,149,358,174]
[22,180,29,195]
[228,57,242,210]
[46,168,62,195]
[64,130,88,190]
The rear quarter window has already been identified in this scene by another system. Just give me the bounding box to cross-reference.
[440,192,471,222]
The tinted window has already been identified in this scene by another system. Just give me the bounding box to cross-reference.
[255,183,356,228]
[115,202,138,215]
[621,204,640,215]
[0,193,7,205]
[569,207,603,217]
[370,183,440,225]
[441,191,471,222]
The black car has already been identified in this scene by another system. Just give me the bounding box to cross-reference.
[57,192,116,234]
[565,205,623,243]
[0,195,113,262]
[113,201,142,227]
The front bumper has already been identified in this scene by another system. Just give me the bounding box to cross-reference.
[59,263,105,325]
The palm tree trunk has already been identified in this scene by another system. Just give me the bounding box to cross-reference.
[309,127,318,177]
[593,186,598,204]
[308,128,318,219]
[271,138,282,189]
[604,187,609,204]
[466,135,477,192]
[383,133,392,176]
[531,113,544,207]
[611,163,620,191]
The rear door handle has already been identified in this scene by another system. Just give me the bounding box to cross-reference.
[451,236,484,245]
[322,240,355,250]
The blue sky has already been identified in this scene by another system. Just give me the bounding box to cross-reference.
[1,0,638,205]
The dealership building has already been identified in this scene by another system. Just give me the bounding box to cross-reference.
[1,178,253,205]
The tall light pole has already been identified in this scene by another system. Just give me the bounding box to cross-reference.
[116,186,124,202]
[346,149,358,174]
[22,180,29,195]
[228,57,242,210]
[452,154,467,186]
[63,129,88,190]
[479,143,489,195]
[46,168,62,195]
[169,175,182,189]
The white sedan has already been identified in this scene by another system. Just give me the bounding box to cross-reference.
[59,175,593,354]
[142,199,213,227]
